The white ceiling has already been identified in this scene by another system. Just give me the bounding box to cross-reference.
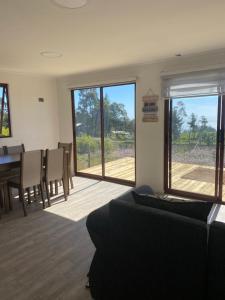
[1,0,225,76]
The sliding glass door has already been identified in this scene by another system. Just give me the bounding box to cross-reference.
[73,88,102,176]
[103,85,135,181]
[72,83,136,185]
[170,96,218,197]
[220,98,225,202]
[165,95,222,201]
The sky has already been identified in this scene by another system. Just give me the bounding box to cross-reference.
[74,85,218,128]
[173,95,218,129]
[103,84,135,119]
[74,84,135,119]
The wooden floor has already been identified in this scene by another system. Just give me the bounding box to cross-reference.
[0,177,131,300]
[171,162,225,198]
[81,157,135,181]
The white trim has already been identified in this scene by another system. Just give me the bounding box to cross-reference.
[207,204,220,225]
[160,64,225,77]
[66,77,138,90]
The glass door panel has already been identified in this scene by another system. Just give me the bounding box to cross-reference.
[221,97,225,202]
[222,137,225,201]
[170,96,218,196]
[103,84,135,182]
[73,88,102,176]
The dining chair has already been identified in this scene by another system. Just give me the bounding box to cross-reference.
[7,150,44,217]
[0,147,4,156]
[4,144,34,202]
[0,183,2,218]
[58,142,74,189]
[0,147,20,213]
[4,144,25,155]
[0,178,8,218]
[44,148,67,207]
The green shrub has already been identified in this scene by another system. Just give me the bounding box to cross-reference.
[104,138,113,154]
[77,135,99,153]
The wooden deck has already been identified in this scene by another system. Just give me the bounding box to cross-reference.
[171,162,223,197]
[80,158,224,198]
[81,157,135,181]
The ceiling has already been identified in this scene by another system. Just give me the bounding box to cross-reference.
[1,0,225,76]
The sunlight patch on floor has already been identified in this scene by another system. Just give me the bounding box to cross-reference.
[43,177,132,222]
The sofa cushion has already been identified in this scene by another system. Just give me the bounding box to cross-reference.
[132,191,212,222]
[86,185,154,251]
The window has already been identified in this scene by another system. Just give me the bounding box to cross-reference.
[163,69,225,202]
[0,84,11,138]
[71,83,136,185]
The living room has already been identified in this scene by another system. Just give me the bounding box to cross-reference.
[0,0,225,299]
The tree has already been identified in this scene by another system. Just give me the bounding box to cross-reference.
[172,101,186,141]
[198,115,208,145]
[76,89,134,138]
[109,102,129,132]
[187,113,198,143]
[200,116,208,130]
[102,93,132,137]
[76,88,100,137]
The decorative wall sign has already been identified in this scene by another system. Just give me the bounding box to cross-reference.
[142,89,159,122]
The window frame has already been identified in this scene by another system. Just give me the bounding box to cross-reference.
[71,81,136,187]
[0,83,12,138]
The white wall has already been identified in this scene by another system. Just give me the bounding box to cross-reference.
[57,50,225,192]
[0,71,59,151]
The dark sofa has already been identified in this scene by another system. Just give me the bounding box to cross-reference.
[207,221,225,300]
[86,185,223,300]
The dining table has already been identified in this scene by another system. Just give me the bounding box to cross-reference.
[0,152,70,212]
[0,154,21,170]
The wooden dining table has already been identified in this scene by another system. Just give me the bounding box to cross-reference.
[0,152,70,212]
[0,154,21,170]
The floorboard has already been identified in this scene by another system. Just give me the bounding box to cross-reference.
[0,177,131,300]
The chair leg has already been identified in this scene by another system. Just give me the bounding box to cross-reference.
[70,175,74,189]
[37,185,41,196]
[62,179,68,201]
[7,185,13,211]
[27,188,31,204]
[0,186,5,217]
[55,180,58,195]
[3,184,10,212]
[45,181,51,207]
[50,182,54,196]
[0,203,1,219]
[19,188,27,217]
[0,185,4,208]
[40,183,45,209]
[33,186,37,201]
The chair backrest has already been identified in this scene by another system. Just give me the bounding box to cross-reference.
[5,144,25,155]
[58,142,72,162]
[0,147,4,156]
[45,148,64,182]
[21,150,43,189]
